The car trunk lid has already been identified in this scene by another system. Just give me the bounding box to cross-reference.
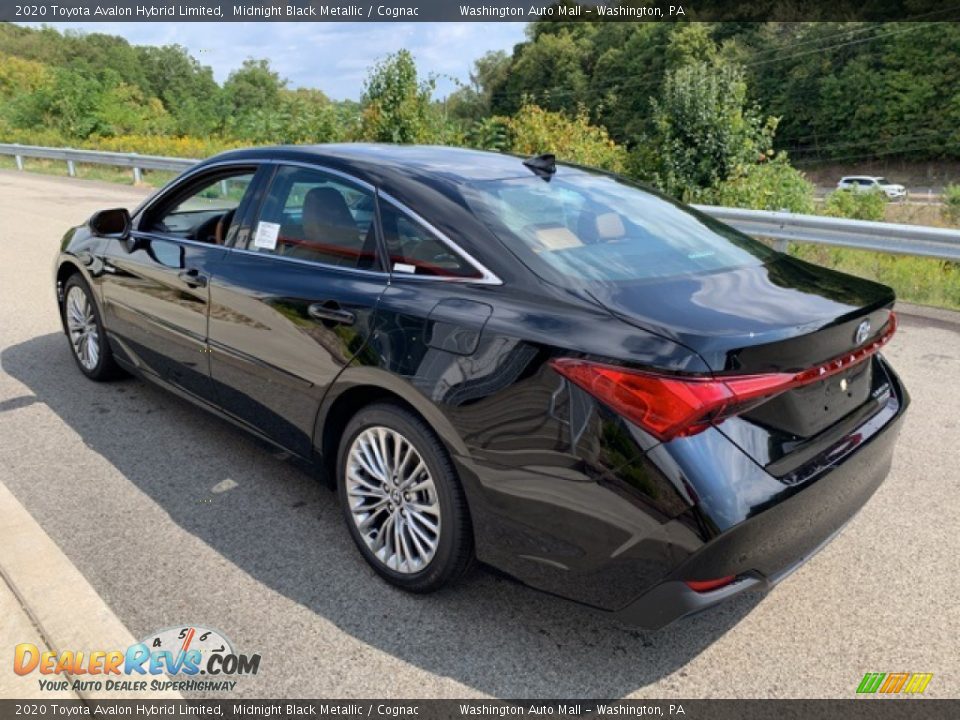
[584,255,896,441]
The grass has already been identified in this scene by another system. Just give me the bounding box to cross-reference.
[3,154,959,310]
[790,244,960,311]
[789,199,960,311]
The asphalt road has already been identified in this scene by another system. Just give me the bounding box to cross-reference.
[1,169,958,699]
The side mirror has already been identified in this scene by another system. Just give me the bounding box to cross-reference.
[89,208,131,238]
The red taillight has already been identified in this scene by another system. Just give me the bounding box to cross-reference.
[550,312,897,442]
[684,576,737,593]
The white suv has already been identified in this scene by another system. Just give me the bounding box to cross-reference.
[837,176,907,200]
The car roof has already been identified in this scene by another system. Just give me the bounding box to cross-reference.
[198,143,573,188]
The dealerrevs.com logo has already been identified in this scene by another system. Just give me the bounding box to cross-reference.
[13,625,260,694]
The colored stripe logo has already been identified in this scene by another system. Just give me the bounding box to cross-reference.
[857,672,933,695]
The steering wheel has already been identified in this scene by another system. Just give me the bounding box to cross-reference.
[215,209,236,245]
[192,214,222,244]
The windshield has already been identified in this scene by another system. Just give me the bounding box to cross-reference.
[462,172,775,286]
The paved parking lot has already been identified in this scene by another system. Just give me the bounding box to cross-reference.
[1,169,958,698]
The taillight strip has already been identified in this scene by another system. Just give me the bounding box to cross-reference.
[550,312,897,442]
[786,311,897,387]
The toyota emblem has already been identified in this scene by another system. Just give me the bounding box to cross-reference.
[855,319,871,345]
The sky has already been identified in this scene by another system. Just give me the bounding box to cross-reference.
[18,22,529,100]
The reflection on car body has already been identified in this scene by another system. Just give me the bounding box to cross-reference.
[54,144,908,628]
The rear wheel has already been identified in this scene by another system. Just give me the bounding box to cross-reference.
[337,402,473,592]
[61,274,122,381]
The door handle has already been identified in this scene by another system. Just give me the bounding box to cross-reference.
[308,302,356,326]
[178,268,208,288]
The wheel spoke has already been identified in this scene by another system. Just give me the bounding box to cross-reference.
[408,509,439,535]
[398,518,415,570]
[405,519,430,559]
[408,501,440,517]
[347,468,385,495]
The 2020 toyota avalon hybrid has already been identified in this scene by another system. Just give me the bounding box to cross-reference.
[54,145,908,628]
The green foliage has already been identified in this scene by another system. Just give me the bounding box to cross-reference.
[491,21,960,163]
[502,104,628,174]
[464,117,509,152]
[791,245,960,310]
[942,185,960,227]
[446,51,511,121]
[643,59,777,201]
[0,52,49,97]
[822,188,887,221]
[709,154,815,212]
[498,30,588,116]
[136,45,223,136]
[358,50,435,144]
[224,59,286,138]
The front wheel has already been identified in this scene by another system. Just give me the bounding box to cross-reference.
[61,274,123,381]
[337,402,473,593]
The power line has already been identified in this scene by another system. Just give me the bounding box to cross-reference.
[488,18,956,108]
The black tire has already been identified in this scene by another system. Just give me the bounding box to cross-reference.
[60,274,123,381]
[337,402,474,593]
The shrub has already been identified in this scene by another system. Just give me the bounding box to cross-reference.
[942,184,960,226]
[709,154,815,213]
[503,104,628,174]
[821,188,887,221]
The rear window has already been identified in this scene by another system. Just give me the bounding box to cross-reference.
[462,172,774,285]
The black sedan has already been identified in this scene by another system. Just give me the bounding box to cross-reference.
[54,145,908,629]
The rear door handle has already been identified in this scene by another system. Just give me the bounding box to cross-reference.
[308,302,356,326]
[178,268,208,288]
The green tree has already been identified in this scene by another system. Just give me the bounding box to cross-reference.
[137,45,223,136]
[358,50,435,143]
[447,50,511,121]
[498,30,588,116]
[11,67,106,138]
[223,58,286,136]
[95,82,173,136]
[643,59,777,200]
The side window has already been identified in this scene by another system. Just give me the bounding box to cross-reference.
[245,165,378,270]
[144,171,255,245]
[379,202,481,279]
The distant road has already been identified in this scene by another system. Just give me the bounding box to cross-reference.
[814,184,944,204]
[1,170,959,698]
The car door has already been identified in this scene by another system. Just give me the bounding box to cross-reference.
[100,166,262,403]
[206,163,389,457]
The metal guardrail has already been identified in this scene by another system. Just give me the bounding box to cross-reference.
[694,205,960,261]
[2,142,959,262]
[0,143,196,183]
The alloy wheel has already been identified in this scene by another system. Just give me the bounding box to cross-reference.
[65,285,100,371]
[345,426,441,574]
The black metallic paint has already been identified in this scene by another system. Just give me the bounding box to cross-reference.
[54,145,910,628]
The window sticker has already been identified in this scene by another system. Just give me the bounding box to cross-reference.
[393,262,417,274]
[253,221,280,250]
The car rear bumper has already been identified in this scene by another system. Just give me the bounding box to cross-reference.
[613,371,908,630]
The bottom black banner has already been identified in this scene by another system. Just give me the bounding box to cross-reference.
[1,700,957,720]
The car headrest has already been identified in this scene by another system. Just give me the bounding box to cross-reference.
[595,212,625,240]
[303,187,356,240]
